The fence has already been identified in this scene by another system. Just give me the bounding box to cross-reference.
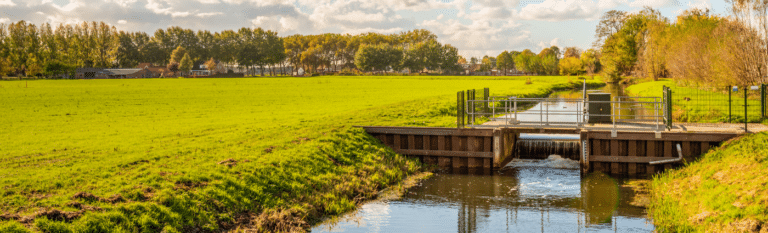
[456,87,666,132]
[664,84,767,125]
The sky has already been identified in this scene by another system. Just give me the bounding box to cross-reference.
[0,0,730,59]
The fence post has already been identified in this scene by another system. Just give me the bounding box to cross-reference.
[760,83,765,120]
[667,87,673,129]
[466,90,471,126]
[745,86,748,132]
[472,89,477,125]
[457,91,462,128]
[728,86,732,123]
[484,87,489,113]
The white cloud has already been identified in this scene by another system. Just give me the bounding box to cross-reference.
[340,26,405,35]
[251,15,311,34]
[117,19,127,24]
[51,0,84,11]
[171,11,190,17]
[196,12,223,18]
[0,18,9,24]
[334,11,386,22]
[628,0,680,8]
[45,15,82,26]
[538,38,560,50]
[107,0,138,7]
[196,0,219,3]
[518,0,601,21]
[0,0,15,6]
[145,0,191,17]
[686,0,710,10]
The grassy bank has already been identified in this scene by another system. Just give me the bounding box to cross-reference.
[0,76,600,232]
[649,133,768,232]
[626,79,763,123]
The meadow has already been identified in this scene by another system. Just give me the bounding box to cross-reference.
[0,76,600,232]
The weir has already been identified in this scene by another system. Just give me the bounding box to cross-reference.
[361,126,752,176]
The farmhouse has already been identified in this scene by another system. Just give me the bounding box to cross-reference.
[75,68,153,79]
[137,63,175,77]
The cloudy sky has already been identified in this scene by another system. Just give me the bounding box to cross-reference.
[1,0,727,58]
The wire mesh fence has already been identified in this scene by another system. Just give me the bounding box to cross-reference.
[667,85,766,123]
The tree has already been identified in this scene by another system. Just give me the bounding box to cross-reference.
[179,53,193,76]
[580,49,601,75]
[470,57,478,65]
[479,56,493,72]
[538,47,559,75]
[167,62,179,77]
[514,49,537,74]
[458,56,467,64]
[563,47,581,58]
[354,44,402,73]
[25,53,42,77]
[496,51,511,75]
[594,10,627,48]
[439,44,462,74]
[204,58,217,73]
[558,57,583,75]
[170,46,186,63]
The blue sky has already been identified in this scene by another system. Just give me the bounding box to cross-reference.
[0,0,730,59]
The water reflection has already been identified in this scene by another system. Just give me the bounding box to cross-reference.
[312,162,653,233]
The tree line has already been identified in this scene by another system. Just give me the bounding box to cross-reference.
[596,4,767,86]
[0,21,461,78]
[464,46,601,77]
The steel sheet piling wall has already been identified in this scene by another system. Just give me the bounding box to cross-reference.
[363,126,740,175]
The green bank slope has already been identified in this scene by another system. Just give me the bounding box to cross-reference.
[0,76,601,232]
[650,133,768,232]
[627,80,768,232]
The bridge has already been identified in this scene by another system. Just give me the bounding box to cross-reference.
[361,84,768,176]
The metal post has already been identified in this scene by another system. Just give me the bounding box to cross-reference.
[728,86,732,123]
[745,87,748,132]
[484,88,489,113]
[513,97,518,125]
[471,89,474,125]
[761,84,765,119]
[546,99,549,125]
[668,87,673,129]
[457,91,462,128]
[612,97,617,130]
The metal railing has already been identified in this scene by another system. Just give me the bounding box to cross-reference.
[464,96,666,132]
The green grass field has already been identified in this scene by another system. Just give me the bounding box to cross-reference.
[0,76,600,232]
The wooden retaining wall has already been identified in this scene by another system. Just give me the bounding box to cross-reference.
[363,127,517,168]
[581,131,739,175]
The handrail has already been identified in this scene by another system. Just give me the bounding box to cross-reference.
[463,96,666,132]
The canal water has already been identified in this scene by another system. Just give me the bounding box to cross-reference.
[312,163,653,233]
[311,84,655,232]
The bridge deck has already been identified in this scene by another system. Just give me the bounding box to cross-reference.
[479,121,768,134]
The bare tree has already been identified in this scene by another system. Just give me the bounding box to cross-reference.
[593,10,627,48]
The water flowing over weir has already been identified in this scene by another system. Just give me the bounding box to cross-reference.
[514,139,581,160]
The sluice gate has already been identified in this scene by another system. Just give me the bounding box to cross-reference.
[362,126,743,176]
[515,139,580,160]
